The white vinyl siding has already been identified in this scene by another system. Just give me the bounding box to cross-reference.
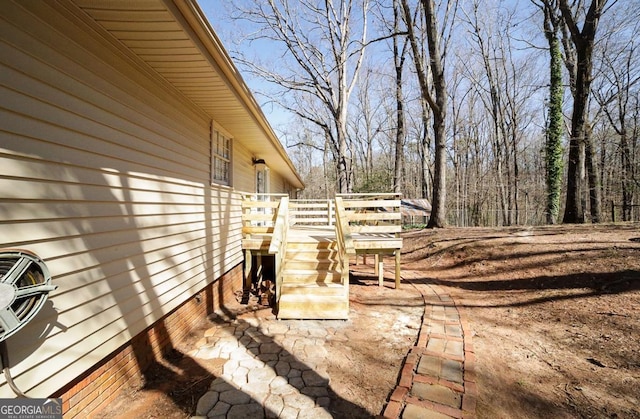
[230,141,258,192]
[268,170,288,195]
[0,1,245,398]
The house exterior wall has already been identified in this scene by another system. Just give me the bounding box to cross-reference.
[0,1,281,412]
[53,265,243,417]
[231,136,293,195]
[231,138,257,192]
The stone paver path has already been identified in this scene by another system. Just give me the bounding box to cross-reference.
[191,269,477,418]
[191,315,344,419]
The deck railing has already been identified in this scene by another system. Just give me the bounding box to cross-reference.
[337,193,403,287]
[240,193,288,235]
[289,199,335,226]
[336,193,402,234]
[334,197,356,296]
[240,193,288,289]
[269,196,289,303]
[240,192,403,292]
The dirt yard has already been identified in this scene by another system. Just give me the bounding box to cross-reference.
[98,223,640,418]
[403,223,640,419]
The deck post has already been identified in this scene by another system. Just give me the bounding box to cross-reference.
[395,250,401,288]
[377,255,384,287]
[244,249,252,289]
[256,254,263,284]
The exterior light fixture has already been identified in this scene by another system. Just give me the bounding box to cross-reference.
[253,158,268,194]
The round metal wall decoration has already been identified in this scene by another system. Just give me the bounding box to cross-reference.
[0,250,57,342]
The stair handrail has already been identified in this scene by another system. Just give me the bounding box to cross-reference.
[269,196,289,303]
[334,197,356,292]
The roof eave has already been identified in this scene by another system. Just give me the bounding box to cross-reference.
[168,0,305,190]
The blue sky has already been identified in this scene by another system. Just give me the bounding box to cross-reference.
[198,1,295,134]
[197,0,542,134]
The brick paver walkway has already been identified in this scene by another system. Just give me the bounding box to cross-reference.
[382,271,477,418]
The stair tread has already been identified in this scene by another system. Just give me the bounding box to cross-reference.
[285,256,339,262]
[285,261,338,266]
[282,266,341,275]
[279,293,348,301]
[276,234,349,319]
[285,252,337,258]
[282,282,344,288]
[285,243,337,250]
[282,274,342,282]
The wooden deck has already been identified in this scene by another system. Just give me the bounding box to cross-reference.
[241,193,403,319]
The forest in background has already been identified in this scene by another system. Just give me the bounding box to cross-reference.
[217,0,640,227]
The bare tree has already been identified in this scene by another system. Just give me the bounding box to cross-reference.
[558,0,614,223]
[403,87,433,200]
[391,0,409,194]
[463,3,510,225]
[449,62,472,226]
[217,0,639,227]
[349,66,383,190]
[233,0,370,193]
[594,19,640,220]
[401,0,458,228]
[462,2,536,226]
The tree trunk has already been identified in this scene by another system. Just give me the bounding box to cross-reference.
[336,108,351,194]
[323,133,332,198]
[393,0,406,194]
[542,0,564,224]
[621,130,632,220]
[401,0,450,227]
[559,0,607,223]
[563,126,584,222]
[422,0,448,228]
[429,112,447,227]
[420,101,432,200]
[585,125,602,222]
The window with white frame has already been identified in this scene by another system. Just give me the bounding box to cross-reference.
[211,128,231,186]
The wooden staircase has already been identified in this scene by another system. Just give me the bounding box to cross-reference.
[277,235,349,320]
[241,193,402,320]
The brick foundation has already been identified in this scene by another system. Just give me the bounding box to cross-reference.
[53,263,243,418]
